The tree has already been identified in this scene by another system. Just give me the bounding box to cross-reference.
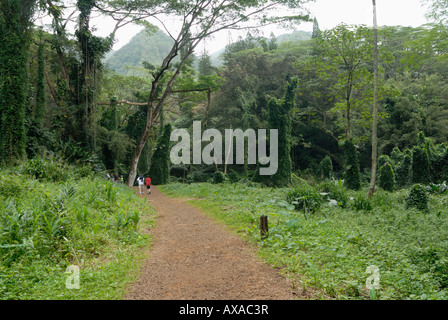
[343,139,361,190]
[0,0,37,163]
[368,0,379,197]
[148,123,172,185]
[268,78,297,187]
[378,162,395,192]
[312,17,321,39]
[35,41,46,128]
[422,0,448,24]
[126,0,311,186]
[314,24,394,143]
[320,155,333,180]
[412,144,431,184]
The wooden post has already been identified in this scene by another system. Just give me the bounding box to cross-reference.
[260,215,268,238]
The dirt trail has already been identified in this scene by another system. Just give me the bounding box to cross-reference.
[125,186,303,300]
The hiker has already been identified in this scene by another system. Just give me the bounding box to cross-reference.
[137,174,145,194]
[145,176,151,194]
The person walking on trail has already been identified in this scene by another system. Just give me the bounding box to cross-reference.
[137,175,145,194]
[145,176,151,194]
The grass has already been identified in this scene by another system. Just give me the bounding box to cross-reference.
[160,181,448,300]
[0,158,155,299]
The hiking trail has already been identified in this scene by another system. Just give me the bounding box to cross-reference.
[125,186,307,300]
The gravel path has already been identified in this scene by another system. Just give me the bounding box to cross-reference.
[125,186,304,300]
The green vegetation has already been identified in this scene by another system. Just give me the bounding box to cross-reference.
[342,140,361,191]
[148,123,172,185]
[161,182,448,300]
[378,162,395,192]
[0,157,154,299]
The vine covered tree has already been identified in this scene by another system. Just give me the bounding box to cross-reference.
[148,123,172,185]
[343,139,361,190]
[268,78,297,187]
[125,0,311,186]
[0,0,37,163]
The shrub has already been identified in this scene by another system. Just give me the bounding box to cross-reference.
[412,145,431,185]
[148,123,172,185]
[213,171,226,184]
[0,174,26,198]
[378,162,395,192]
[405,184,429,211]
[390,147,404,166]
[286,184,323,215]
[319,180,349,208]
[342,139,361,190]
[352,193,373,211]
[320,156,333,180]
[378,155,392,170]
[395,150,412,188]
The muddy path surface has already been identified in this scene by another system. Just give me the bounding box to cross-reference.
[125,186,306,300]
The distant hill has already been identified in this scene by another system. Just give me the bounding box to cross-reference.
[106,29,312,74]
[276,30,312,43]
[105,28,174,76]
[210,30,312,66]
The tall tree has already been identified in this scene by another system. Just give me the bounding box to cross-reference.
[268,78,297,187]
[0,0,37,163]
[35,41,46,128]
[125,0,311,186]
[148,123,172,185]
[312,17,321,39]
[368,0,379,197]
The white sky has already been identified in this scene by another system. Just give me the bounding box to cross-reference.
[38,0,429,53]
[106,0,429,53]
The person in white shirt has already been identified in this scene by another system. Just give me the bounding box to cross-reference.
[136,175,145,194]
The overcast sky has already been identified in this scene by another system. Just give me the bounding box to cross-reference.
[93,0,429,53]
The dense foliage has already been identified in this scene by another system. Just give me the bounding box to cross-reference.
[148,123,172,185]
[0,158,154,299]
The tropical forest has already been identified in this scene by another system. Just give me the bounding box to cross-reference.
[2,0,448,303]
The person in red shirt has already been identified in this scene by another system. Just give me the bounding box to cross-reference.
[145,176,151,194]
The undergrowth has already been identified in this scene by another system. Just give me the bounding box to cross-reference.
[0,157,154,299]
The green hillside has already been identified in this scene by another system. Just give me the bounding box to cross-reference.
[105,28,174,76]
[210,30,312,66]
[107,29,312,73]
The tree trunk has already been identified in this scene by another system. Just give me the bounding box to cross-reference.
[368,0,379,198]
[127,104,154,186]
[126,39,198,186]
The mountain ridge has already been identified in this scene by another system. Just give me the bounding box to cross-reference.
[105,29,312,75]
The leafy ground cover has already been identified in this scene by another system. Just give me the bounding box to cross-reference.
[161,181,448,300]
[0,157,154,299]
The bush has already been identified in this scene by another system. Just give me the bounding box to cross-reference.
[319,180,349,208]
[286,184,323,214]
[395,149,412,188]
[213,171,226,184]
[149,124,172,185]
[378,162,395,192]
[390,147,404,165]
[320,156,333,180]
[412,144,431,184]
[405,184,429,211]
[378,155,392,170]
[343,139,361,190]
[351,193,373,211]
